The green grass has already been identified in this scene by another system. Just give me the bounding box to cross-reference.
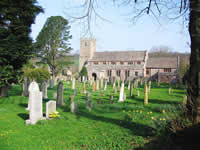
[0,81,186,150]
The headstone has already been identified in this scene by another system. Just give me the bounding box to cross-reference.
[92,81,96,92]
[113,80,116,89]
[130,83,133,97]
[137,90,140,97]
[72,78,75,89]
[110,95,114,104]
[144,83,148,105]
[53,92,57,98]
[117,80,120,90]
[148,81,151,93]
[57,81,64,106]
[22,77,29,97]
[96,79,99,90]
[46,100,56,119]
[86,100,93,110]
[26,81,43,125]
[83,81,86,93]
[98,98,102,105]
[41,81,48,99]
[100,78,104,89]
[71,101,78,113]
[74,89,77,96]
[169,88,172,94]
[26,81,40,110]
[50,79,54,89]
[86,92,90,101]
[104,80,107,91]
[123,92,126,101]
[119,82,125,102]
[114,88,117,93]
[128,81,130,90]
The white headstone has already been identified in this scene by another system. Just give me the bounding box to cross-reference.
[46,101,56,119]
[26,82,43,125]
[104,80,107,91]
[96,80,99,90]
[119,82,125,102]
[72,78,75,89]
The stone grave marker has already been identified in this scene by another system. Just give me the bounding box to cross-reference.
[50,79,54,89]
[119,82,125,102]
[46,100,56,119]
[137,90,140,97]
[114,88,117,93]
[92,81,96,92]
[169,88,172,94]
[123,92,126,101]
[104,80,107,91]
[110,95,114,104]
[128,81,130,90]
[96,79,99,90]
[113,81,116,89]
[53,92,57,98]
[74,89,77,96]
[22,77,29,97]
[144,83,148,105]
[148,81,151,93]
[70,95,78,113]
[41,81,48,99]
[57,81,64,106]
[26,81,43,125]
[83,81,86,93]
[130,82,133,97]
[72,78,75,89]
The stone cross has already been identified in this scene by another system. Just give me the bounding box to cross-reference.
[110,95,114,104]
[119,82,125,102]
[57,81,64,106]
[72,77,75,90]
[41,81,48,99]
[46,100,56,119]
[26,81,43,125]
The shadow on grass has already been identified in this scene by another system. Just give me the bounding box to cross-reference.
[18,113,29,120]
[18,103,27,108]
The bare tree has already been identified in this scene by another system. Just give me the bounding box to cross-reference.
[66,0,200,124]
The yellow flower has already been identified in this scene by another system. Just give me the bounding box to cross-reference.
[151,117,154,120]
[136,110,139,113]
[129,110,131,112]
[150,111,152,114]
[123,110,125,112]
[160,118,162,121]
[162,110,166,113]
[163,118,166,121]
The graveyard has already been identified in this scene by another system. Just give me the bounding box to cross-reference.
[0,80,186,150]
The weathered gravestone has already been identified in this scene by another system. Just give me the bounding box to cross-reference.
[119,82,125,102]
[128,81,130,90]
[130,82,133,97]
[148,81,151,93]
[92,81,96,92]
[53,92,57,98]
[137,90,140,97]
[110,95,114,104]
[123,92,126,101]
[169,88,172,94]
[114,88,117,93]
[96,79,99,90]
[26,81,40,110]
[70,95,78,113]
[144,83,148,105]
[46,100,56,119]
[74,89,77,96]
[83,81,86,93]
[50,79,54,89]
[100,78,104,89]
[41,81,48,99]
[104,80,107,91]
[118,80,120,91]
[26,81,43,125]
[22,77,29,97]
[86,92,92,110]
[57,81,64,106]
[113,81,116,89]
[72,78,75,90]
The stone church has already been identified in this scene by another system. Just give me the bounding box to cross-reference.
[79,38,179,82]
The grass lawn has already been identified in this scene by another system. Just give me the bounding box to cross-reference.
[0,81,186,150]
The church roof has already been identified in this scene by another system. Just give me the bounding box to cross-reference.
[89,51,147,61]
[146,57,178,68]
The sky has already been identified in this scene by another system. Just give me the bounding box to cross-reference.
[31,0,191,54]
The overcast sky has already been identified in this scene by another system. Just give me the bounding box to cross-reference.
[31,0,190,53]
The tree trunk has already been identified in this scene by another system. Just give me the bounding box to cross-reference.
[0,86,9,97]
[187,0,200,124]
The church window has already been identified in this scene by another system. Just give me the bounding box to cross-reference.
[120,62,124,65]
[135,72,138,76]
[125,70,130,77]
[117,70,121,77]
[94,62,98,65]
[128,61,133,65]
[137,61,141,65]
[164,68,171,72]
[146,70,150,75]
[103,61,106,64]
[107,70,112,77]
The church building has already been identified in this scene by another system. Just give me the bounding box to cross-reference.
[79,38,179,82]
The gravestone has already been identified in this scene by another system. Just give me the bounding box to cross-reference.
[113,81,116,89]
[104,80,107,91]
[114,88,117,93]
[110,95,114,104]
[144,83,148,105]
[53,92,57,98]
[98,98,102,105]
[123,92,126,101]
[70,95,78,113]
[137,90,140,97]
[119,82,125,102]
[128,81,130,90]
[92,81,96,92]
[26,81,43,125]
[22,77,29,97]
[72,78,75,89]
[86,100,93,110]
[46,100,56,119]
[41,81,48,99]
[74,89,77,96]
[130,83,133,97]
[148,81,151,93]
[57,81,64,106]
[118,80,120,91]
[100,78,104,89]
[86,92,90,101]
[96,79,99,90]
[26,81,40,110]
[83,81,86,93]
[169,88,172,94]
[50,79,54,89]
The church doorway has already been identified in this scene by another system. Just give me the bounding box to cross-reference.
[92,73,97,80]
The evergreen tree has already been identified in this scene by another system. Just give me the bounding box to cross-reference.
[35,16,72,80]
[0,0,43,97]
[80,66,88,77]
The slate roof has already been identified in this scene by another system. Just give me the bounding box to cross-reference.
[146,57,178,68]
[89,51,147,61]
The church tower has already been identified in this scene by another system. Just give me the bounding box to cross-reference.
[79,38,96,72]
